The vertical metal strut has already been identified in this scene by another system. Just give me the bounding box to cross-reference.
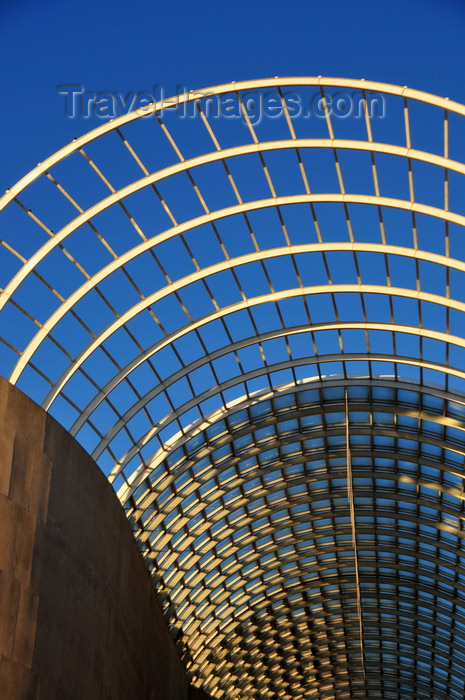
[345,388,367,686]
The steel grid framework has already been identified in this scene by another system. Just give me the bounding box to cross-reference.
[3,78,465,697]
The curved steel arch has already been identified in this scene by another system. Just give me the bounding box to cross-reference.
[13,236,465,391]
[83,323,465,453]
[3,78,465,698]
[12,237,465,384]
[67,319,465,445]
[36,282,465,409]
[9,236,465,400]
[2,76,465,210]
[100,352,465,479]
[3,141,465,316]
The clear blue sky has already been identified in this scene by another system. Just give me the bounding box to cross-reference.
[1,0,465,192]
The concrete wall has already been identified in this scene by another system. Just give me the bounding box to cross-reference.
[0,379,192,700]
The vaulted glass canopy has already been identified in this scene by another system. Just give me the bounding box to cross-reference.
[2,78,465,698]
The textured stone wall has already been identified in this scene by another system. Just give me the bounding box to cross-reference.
[0,379,190,699]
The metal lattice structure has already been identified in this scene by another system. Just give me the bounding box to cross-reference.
[3,78,465,697]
